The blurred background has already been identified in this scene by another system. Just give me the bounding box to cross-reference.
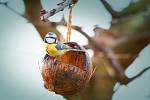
[0,0,150,100]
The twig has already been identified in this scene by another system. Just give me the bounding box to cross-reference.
[40,0,78,21]
[127,66,150,84]
[112,8,150,24]
[100,0,150,24]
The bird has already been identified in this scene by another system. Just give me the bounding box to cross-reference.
[44,32,70,57]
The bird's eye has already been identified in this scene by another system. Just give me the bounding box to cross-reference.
[45,38,56,43]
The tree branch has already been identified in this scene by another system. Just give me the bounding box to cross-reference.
[23,0,64,40]
[40,0,78,20]
[101,0,149,18]
[100,0,150,24]
[0,0,64,40]
[120,66,150,85]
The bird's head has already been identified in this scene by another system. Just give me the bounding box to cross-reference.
[44,32,58,44]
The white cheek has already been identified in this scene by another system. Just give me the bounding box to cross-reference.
[46,38,55,43]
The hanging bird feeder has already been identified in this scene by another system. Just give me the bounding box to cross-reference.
[42,42,93,95]
[40,0,94,95]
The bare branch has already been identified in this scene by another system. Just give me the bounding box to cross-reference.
[100,0,150,23]
[119,66,150,85]
[101,0,149,18]
[23,0,65,41]
[40,0,78,20]
[128,66,150,83]
[112,8,150,24]
[55,15,67,26]
[0,0,65,40]
[55,17,92,41]
[72,25,92,41]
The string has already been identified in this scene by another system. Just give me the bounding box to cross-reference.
[67,6,72,42]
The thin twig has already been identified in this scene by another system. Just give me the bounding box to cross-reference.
[40,0,78,20]
[100,0,150,24]
[127,66,150,84]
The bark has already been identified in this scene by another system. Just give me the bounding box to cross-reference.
[23,0,64,41]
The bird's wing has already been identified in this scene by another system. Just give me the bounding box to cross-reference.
[55,43,69,50]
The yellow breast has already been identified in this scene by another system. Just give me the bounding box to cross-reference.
[45,43,66,56]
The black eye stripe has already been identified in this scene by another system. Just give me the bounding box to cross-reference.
[45,37,56,39]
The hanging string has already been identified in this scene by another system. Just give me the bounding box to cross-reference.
[67,6,72,42]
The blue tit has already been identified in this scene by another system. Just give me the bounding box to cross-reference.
[44,32,70,57]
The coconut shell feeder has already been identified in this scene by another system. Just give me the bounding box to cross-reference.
[40,0,94,95]
[42,42,93,95]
